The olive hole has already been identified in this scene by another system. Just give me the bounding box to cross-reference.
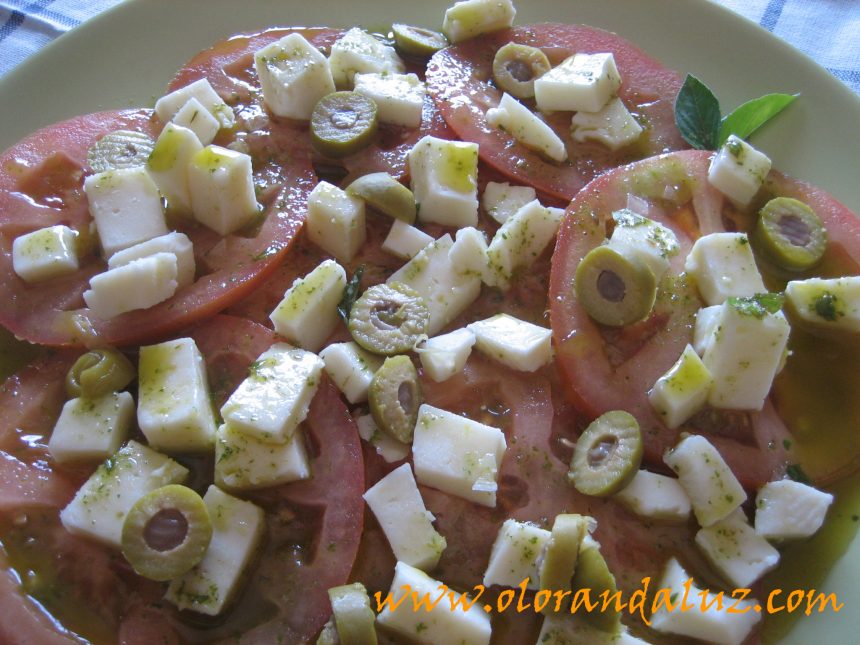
[371,302,405,331]
[505,59,534,83]
[144,508,189,552]
[778,214,811,247]
[597,270,626,303]
[398,381,416,414]
[587,436,618,468]
[330,108,359,130]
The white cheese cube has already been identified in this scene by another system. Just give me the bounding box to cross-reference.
[387,234,481,336]
[146,123,203,213]
[692,305,721,355]
[269,259,347,352]
[412,403,506,507]
[381,219,434,260]
[448,226,489,278]
[12,225,79,283]
[83,253,178,319]
[188,145,260,236]
[154,77,234,130]
[486,93,567,162]
[354,72,425,128]
[648,344,713,429]
[608,208,680,282]
[481,181,536,225]
[538,615,651,645]
[59,440,188,547]
[483,519,550,589]
[48,392,134,463]
[363,463,447,571]
[685,232,766,305]
[319,341,383,404]
[107,231,195,289]
[254,33,336,120]
[328,27,404,88]
[614,470,692,522]
[416,328,476,383]
[306,181,367,263]
[535,53,622,113]
[695,508,779,588]
[409,135,479,228]
[356,414,410,463]
[220,343,324,443]
[571,96,643,151]
[137,337,218,453]
[708,135,772,206]
[786,276,860,332]
[214,422,310,490]
[172,97,220,146]
[650,558,761,645]
[442,0,516,43]
[166,485,265,616]
[664,434,746,527]
[84,167,168,258]
[755,479,834,540]
[377,561,492,645]
[467,313,552,372]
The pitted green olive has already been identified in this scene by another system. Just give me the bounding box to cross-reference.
[369,355,422,443]
[492,43,551,99]
[568,410,642,497]
[66,348,135,398]
[348,282,429,355]
[755,197,827,271]
[311,92,378,158]
[574,245,657,326]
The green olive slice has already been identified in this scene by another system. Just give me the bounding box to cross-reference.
[87,130,155,173]
[539,513,589,601]
[328,582,378,645]
[392,23,448,58]
[348,282,429,355]
[310,92,378,159]
[121,484,212,581]
[66,348,135,398]
[568,410,643,497]
[492,43,551,99]
[755,197,827,271]
[346,172,417,223]
[574,245,657,326]
[571,537,622,631]
[369,355,422,443]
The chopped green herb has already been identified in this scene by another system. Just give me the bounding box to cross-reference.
[728,293,784,318]
[786,463,811,484]
[337,265,365,324]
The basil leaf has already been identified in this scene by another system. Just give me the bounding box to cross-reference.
[674,74,721,150]
[337,265,365,324]
[718,93,798,146]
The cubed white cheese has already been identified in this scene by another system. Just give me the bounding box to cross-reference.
[685,232,766,305]
[155,78,235,130]
[692,305,721,355]
[614,470,692,522]
[215,422,310,490]
[695,508,779,588]
[534,53,622,113]
[481,181,536,225]
[328,27,404,88]
[356,414,410,463]
[306,180,367,263]
[319,341,383,404]
[48,392,134,463]
[486,92,567,162]
[84,167,168,258]
[648,344,713,429]
[416,328,476,383]
[664,434,746,527]
[483,519,550,589]
[708,135,772,206]
[571,96,643,151]
[188,145,260,236]
[607,208,680,282]
[442,0,516,43]
[146,122,203,213]
[269,259,346,352]
[381,219,434,260]
[538,614,651,645]
[254,33,336,120]
[107,231,195,289]
[220,343,324,443]
[166,485,265,616]
[467,313,552,372]
[59,440,188,548]
[755,479,834,540]
[448,226,489,278]
[412,403,506,507]
[354,72,425,128]
[83,252,178,319]
[12,225,79,283]
[408,135,479,228]
[172,97,221,146]
[786,276,860,332]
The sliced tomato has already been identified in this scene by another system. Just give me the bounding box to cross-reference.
[426,24,687,202]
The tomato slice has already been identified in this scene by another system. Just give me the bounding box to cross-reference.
[426,24,687,202]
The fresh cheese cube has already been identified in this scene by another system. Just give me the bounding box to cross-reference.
[107,231,195,289]
[483,519,550,589]
[354,72,425,128]
[306,181,367,263]
[155,77,234,130]
[786,276,860,332]
[172,97,220,146]
[755,479,834,540]
[664,434,746,527]
[648,344,713,429]
[412,403,506,507]
[408,135,479,228]
[685,232,766,305]
[442,0,516,43]
[319,341,383,404]
[220,343,324,443]
[254,33,336,120]
[166,485,265,616]
[416,328,476,383]
[48,392,134,463]
[137,337,218,452]
[356,414,410,463]
[571,96,643,151]
[59,440,188,547]
[381,219,434,260]
[363,463,447,570]
[486,92,567,162]
[467,313,552,372]
[535,53,622,113]
[328,27,404,88]
[692,305,721,355]
[538,614,651,645]
[708,135,772,206]
[146,122,203,213]
[188,145,260,236]
[215,422,310,490]
[608,208,680,282]
[387,234,481,336]
[449,226,489,278]
[614,470,692,522]
[84,167,168,258]
[695,508,779,588]
[481,181,536,225]
[377,561,492,644]
[650,558,761,645]
[269,259,346,352]
[83,253,178,319]
[12,225,79,283]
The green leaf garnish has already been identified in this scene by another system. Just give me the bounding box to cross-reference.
[728,293,785,318]
[718,93,798,146]
[674,74,721,150]
[786,463,811,485]
[337,265,365,324]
